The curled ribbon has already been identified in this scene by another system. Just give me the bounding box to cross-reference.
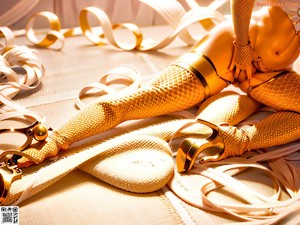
[0,27,45,122]
[169,142,300,223]
[26,11,65,50]
[75,65,141,109]
[0,27,15,48]
[12,0,227,51]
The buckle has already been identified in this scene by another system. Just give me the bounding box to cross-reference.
[0,120,48,152]
[0,150,39,205]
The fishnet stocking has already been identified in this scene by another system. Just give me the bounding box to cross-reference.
[230,0,255,79]
[218,111,300,160]
[249,72,300,113]
[217,72,300,159]
[231,0,254,46]
[18,65,205,166]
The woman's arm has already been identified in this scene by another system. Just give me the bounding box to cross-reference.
[229,0,255,80]
[231,0,255,46]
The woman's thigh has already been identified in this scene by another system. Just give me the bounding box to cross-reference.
[192,21,235,77]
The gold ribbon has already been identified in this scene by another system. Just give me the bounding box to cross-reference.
[0,27,15,48]
[15,0,226,51]
[79,7,143,51]
[26,11,65,50]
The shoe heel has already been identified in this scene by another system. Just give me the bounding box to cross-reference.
[176,119,225,172]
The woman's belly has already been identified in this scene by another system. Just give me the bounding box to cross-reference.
[251,6,300,72]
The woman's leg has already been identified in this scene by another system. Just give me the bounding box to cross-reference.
[18,22,236,167]
[240,71,300,114]
[178,71,300,171]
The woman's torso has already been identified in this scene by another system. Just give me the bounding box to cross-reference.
[250,5,300,72]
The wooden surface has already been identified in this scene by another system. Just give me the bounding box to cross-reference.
[8,25,300,225]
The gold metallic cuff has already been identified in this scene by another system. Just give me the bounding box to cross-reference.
[172,51,227,98]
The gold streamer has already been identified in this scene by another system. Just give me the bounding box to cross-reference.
[19,1,226,50]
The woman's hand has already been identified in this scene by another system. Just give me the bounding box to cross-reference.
[229,0,255,81]
[229,41,254,81]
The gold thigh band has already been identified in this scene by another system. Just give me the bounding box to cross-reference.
[172,51,224,98]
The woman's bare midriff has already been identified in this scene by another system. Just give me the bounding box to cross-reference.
[251,6,300,71]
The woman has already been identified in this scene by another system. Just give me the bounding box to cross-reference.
[17,0,300,171]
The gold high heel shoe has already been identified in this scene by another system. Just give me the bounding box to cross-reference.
[176,119,224,172]
[176,118,248,172]
[0,116,47,205]
[0,150,39,205]
[177,110,300,173]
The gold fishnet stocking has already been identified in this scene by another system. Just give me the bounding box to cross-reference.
[19,65,205,166]
[231,0,254,46]
[218,111,300,160]
[216,72,300,159]
[249,72,300,113]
